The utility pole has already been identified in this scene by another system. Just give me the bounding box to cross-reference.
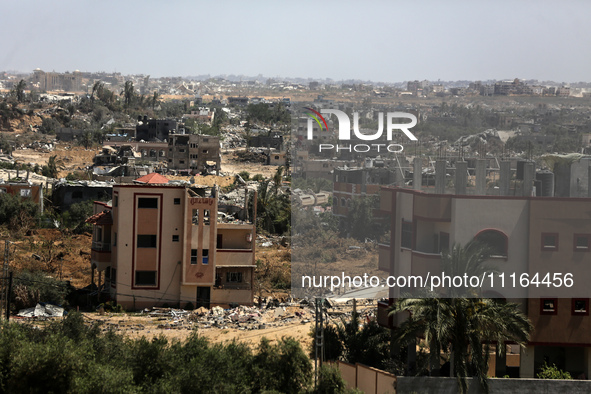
[5,272,12,320]
[0,240,9,320]
[314,297,325,388]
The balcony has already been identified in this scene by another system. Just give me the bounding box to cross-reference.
[92,241,111,252]
[216,249,254,266]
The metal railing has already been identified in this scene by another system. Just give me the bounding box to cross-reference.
[91,241,111,252]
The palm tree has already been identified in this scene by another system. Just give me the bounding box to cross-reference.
[389,241,532,393]
[14,79,26,102]
[151,91,159,110]
[44,155,65,179]
[251,167,290,235]
[122,80,135,108]
[91,81,103,105]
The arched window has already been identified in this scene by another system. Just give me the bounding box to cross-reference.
[475,229,508,258]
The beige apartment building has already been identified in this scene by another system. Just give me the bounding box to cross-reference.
[88,174,255,309]
[376,186,591,379]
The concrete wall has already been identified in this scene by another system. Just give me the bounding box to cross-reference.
[333,361,396,394]
[397,376,591,394]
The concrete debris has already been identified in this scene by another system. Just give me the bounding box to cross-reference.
[17,303,65,318]
[126,298,377,332]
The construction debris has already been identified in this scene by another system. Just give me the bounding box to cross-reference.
[17,303,65,318]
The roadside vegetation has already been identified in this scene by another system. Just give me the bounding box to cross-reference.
[0,313,355,394]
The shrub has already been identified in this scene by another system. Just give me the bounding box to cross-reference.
[536,362,572,380]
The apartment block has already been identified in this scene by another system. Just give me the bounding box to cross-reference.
[376,186,591,378]
[168,134,221,174]
[87,174,255,309]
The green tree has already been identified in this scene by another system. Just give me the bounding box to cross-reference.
[250,167,290,235]
[311,312,391,370]
[151,91,159,110]
[14,79,26,103]
[389,242,533,393]
[42,155,65,178]
[122,80,135,109]
[343,195,388,241]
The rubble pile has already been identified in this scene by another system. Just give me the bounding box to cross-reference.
[221,125,246,148]
[233,150,267,163]
[123,299,378,332]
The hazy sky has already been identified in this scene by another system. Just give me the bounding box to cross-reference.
[2,0,591,83]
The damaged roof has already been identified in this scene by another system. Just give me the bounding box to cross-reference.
[85,210,113,225]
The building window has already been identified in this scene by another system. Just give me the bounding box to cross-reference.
[179,160,185,164]
[202,249,209,264]
[191,249,197,265]
[172,235,179,242]
[138,198,158,209]
[439,232,450,253]
[137,234,157,248]
[475,229,508,258]
[203,149,208,154]
[111,268,117,286]
[574,234,590,251]
[401,221,413,249]
[179,149,185,153]
[540,298,557,315]
[572,299,589,315]
[275,156,280,160]
[135,271,157,286]
[227,272,243,283]
[174,198,181,205]
[541,233,558,251]
[114,195,118,207]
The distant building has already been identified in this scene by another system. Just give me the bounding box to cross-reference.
[55,128,85,142]
[250,132,284,150]
[136,117,179,142]
[168,134,221,175]
[228,96,249,106]
[0,182,43,213]
[31,68,82,92]
[183,107,215,124]
[52,180,112,212]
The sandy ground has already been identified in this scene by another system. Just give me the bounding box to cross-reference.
[82,313,314,346]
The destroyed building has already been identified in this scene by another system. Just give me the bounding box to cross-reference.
[52,180,112,212]
[250,132,284,150]
[168,134,221,175]
[0,181,44,213]
[87,173,256,309]
[136,117,178,141]
[93,145,140,167]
